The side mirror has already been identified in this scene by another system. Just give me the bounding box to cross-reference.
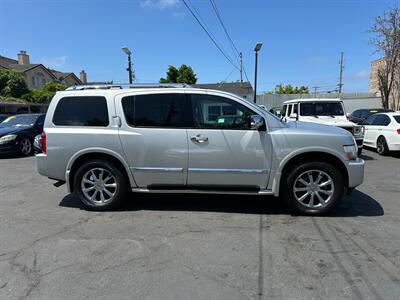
[250,115,266,131]
[289,113,298,119]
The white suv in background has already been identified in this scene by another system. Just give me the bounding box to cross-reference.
[282,98,365,155]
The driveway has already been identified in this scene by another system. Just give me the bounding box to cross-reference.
[0,149,399,299]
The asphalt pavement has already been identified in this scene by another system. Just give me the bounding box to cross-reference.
[0,149,399,300]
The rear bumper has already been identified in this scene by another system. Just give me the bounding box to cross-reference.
[347,159,364,188]
[35,153,48,177]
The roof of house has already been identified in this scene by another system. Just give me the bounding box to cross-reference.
[193,82,254,95]
[49,69,82,84]
[0,55,18,69]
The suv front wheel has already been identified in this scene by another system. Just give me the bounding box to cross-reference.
[74,160,128,211]
[282,161,344,215]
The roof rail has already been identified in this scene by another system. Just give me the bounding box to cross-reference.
[66,83,192,91]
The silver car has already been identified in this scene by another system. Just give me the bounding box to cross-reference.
[36,84,364,215]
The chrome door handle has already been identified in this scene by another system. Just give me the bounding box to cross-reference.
[191,134,208,143]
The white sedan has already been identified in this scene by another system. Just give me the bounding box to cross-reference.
[363,112,400,155]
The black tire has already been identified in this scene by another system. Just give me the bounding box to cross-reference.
[19,137,32,156]
[376,136,389,156]
[282,161,344,216]
[74,160,128,211]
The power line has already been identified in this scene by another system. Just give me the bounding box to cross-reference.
[181,0,239,70]
[209,0,240,58]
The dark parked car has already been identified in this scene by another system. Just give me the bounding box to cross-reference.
[0,114,9,122]
[0,114,45,156]
[349,108,393,124]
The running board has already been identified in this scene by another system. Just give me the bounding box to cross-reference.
[131,188,274,196]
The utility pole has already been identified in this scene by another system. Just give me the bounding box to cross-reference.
[312,86,319,97]
[239,52,243,84]
[338,51,344,93]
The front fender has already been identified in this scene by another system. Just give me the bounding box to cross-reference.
[271,146,348,197]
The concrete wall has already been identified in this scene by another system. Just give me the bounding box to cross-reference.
[256,92,382,114]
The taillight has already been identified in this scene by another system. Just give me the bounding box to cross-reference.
[397,129,400,135]
[41,131,46,154]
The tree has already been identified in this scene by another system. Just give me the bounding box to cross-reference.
[369,5,400,109]
[42,82,66,92]
[160,65,179,83]
[160,64,197,84]
[0,69,29,98]
[274,83,309,94]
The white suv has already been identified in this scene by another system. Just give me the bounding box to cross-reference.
[282,98,364,155]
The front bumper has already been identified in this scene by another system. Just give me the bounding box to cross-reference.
[0,142,19,154]
[347,159,365,188]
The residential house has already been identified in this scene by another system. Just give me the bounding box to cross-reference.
[0,50,82,89]
[193,82,254,100]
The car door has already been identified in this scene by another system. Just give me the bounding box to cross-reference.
[116,92,191,187]
[363,114,378,146]
[186,92,272,190]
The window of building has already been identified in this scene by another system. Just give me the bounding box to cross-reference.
[53,96,109,126]
[31,76,36,87]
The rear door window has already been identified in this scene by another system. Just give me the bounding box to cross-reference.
[121,93,191,128]
[53,96,109,126]
[393,116,400,123]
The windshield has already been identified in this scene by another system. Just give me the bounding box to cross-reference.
[0,115,38,127]
[300,102,344,116]
[393,115,400,124]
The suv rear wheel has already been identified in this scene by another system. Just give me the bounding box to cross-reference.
[282,161,344,215]
[74,160,128,211]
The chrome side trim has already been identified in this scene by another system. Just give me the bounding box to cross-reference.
[131,188,274,195]
[188,168,268,174]
[131,167,184,173]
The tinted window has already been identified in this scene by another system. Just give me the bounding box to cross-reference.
[366,114,377,125]
[373,114,391,126]
[190,94,256,130]
[0,114,38,127]
[393,116,400,124]
[36,115,45,127]
[360,110,370,119]
[293,104,298,114]
[282,105,287,117]
[300,102,344,116]
[53,97,109,126]
[122,93,190,128]
[352,110,361,118]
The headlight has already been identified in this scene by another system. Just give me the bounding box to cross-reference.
[343,144,358,160]
[0,134,17,144]
[354,125,364,138]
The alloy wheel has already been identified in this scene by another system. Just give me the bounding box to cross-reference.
[293,170,334,208]
[81,168,118,205]
[377,137,385,154]
[20,138,32,155]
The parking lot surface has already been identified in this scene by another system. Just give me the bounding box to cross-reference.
[0,149,399,299]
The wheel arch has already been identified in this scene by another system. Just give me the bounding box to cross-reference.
[66,148,136,192]
[272,150,349,197]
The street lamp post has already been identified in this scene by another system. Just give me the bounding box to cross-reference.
[122,47,133,84]
[253,42,263,103]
